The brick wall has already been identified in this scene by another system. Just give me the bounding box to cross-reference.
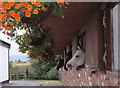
[62,68,119,86]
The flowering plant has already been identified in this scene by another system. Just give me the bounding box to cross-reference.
[0,1,64,63]
[16,26,55,63]
[0,1,64,31]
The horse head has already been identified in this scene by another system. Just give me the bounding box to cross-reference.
[56,58,64,70]
[66,46,85,70]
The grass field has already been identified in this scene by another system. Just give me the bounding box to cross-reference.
[12,62,30,67]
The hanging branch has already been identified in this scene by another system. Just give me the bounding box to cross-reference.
[38,25,44,33]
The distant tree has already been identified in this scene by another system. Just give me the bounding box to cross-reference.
[9,61,13,63]
[18,59,22,63]
[26,68,29,78]
[9,61,13,74]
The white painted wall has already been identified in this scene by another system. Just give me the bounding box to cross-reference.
[113,3,120,70]
[0,45,9,83]
[0,46,2,83]
[118,2,120,70]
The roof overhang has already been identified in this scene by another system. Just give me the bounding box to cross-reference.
[41,2,117,54]
[0,39,11,49]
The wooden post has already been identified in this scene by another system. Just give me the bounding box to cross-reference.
[105,8,112,70]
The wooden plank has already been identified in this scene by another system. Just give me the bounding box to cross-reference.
[97,10,105,70]
[105,8,112,70]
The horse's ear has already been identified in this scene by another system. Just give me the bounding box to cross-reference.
[77,46,81,50]
[59,58,61,60]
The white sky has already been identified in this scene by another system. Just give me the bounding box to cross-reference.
[0,31,26,56]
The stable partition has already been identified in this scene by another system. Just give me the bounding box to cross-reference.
[113,2,120,70]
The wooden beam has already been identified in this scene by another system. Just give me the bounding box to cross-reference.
[105,8,112,71]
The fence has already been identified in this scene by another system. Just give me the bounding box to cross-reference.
[10,74,32,80]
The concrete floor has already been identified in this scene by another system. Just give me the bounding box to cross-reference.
[40,81,62,86]
[2,81,43,86]
[1,81,62,87]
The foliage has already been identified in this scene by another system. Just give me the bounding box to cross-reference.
[45,66,59,80]
[29,55,60,80]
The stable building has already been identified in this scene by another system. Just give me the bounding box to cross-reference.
[0,39,10,84]
[42,2,120,86]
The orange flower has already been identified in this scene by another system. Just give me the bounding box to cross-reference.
[2,24,7,28]
[27,4,32,10]
[13,13,18,18]
[15,4,20,9]
[15,16,21,22]
[0,17,4,22]
[22,2,26,7]
[5,26,12,31]
[9,22,14,26]
[33,10,38,14]
[7,17,11,20]
[2,15,6,20]
[2,7,6,12]
[9,2,15,6]
[4,3,7,8]
[43,8,47,12]
[22,8,25,12]
[26,9,30,13]
[3,12,7,15]
[2,13,7,19]
[9,11,14,16]
[6,4,11,10]
[57,0,64,4]
[25,12,31,17]
[36,2,41,7]
[0,23,2,27]
[31,2,36,5]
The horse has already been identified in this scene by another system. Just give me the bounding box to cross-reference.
[56,47,72,71]
[66,46,85,70]
[64,50,72,71]
[56,58,64,70]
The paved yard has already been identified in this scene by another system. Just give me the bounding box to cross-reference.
[1,81,62,87]
[40,81,62,86]
[2,81,43,86]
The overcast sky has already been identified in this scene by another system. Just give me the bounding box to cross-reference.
[0,31,26,56]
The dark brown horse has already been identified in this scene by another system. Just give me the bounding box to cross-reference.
[64,50,72,71]
[56,46,72,71]
[56,58,64,70]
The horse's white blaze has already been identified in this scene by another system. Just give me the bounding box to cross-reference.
[66,48,85,70]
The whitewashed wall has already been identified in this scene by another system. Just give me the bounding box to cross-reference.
[113,3,120,70]
[0,46,2,83]
[0,45,9,83]
[118,2,120,70]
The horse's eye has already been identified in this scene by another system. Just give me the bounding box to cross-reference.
[75,55,79,58]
